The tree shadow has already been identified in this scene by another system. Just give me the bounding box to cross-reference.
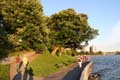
[12,71,22,80]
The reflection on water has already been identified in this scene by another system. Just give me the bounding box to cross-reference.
[92,55,120,80]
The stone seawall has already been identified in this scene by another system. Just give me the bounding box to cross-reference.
[80,61,93,80]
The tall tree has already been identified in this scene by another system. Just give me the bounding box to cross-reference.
[0,15,13,58]
[0,0,48,51]
[48,8,98,55]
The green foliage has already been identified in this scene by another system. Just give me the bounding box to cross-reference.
[0,64,10,80]
[89,51,103,55]
[64,49,78,56]
[0,0,48,51]
[0,16,14,58]
[48,8,99,48]
[0,0,43,33]
[0,1,99,57]
[80,51,89,55]
[28,51,75,77]
[94,51,103,55]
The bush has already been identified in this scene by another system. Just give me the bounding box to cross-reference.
[65,49,77,56]
[80,51,89,55]
[90,51,103,55]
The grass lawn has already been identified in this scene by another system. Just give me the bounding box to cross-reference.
[28,51,76,77]
[0,64,10,80]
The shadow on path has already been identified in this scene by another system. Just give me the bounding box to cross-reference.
[23,67,34,80]
[12,67,34,80]
[12,71,22,80]
[23,69,29,80]
[63,62,89,80]
[28,67,34,80]
[62,66,81,80]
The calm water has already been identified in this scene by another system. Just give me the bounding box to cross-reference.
[92,55,120,80]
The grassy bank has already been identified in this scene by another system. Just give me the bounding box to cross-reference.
[28,51,76,77]
[0,64,10,80]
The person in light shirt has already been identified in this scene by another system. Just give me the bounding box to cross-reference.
[22,55,28,69]
[77,55,83,68]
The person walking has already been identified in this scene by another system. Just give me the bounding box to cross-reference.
[77,55,83,68]
[16,55,21,72]
[22,55,28,69]
[86,55,91,62]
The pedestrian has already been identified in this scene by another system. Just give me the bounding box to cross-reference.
[16,55,21,72]
[86,55,91,62]
[77,55,83,68]
[22,55,28,69]
[83,55,87,62]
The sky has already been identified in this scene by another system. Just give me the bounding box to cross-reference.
[41,0,120,52]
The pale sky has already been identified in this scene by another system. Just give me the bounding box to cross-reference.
[41,0,120,52]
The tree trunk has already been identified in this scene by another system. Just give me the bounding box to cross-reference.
[51,46,58,56]
[58,47,64,56]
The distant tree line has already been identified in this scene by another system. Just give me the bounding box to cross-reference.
[0,0,99,58]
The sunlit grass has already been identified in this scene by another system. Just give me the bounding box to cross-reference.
[0,64,10,80]
[28,51,75,77]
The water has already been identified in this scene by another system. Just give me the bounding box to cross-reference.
[92,55,120,80]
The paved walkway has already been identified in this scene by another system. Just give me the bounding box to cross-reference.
[42,62,88,80]
[44,64,80,80]
[9,52,88,80]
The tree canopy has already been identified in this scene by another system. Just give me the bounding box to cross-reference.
[0,0,48,51]
[48,8,98,48]
[0,1,99,57]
